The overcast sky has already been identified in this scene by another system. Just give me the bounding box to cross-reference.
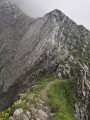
[15,0,90,30]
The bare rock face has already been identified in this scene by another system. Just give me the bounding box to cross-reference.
[0,1,90,119]
[0,0,33,110]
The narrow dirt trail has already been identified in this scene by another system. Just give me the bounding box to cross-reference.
[40,79,60,101]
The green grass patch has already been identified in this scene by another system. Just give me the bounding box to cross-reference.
[59,48,65,55]
[0,77,56,120]
[47,80,78,120]
[0,102,32,120]
[34,77,56,92]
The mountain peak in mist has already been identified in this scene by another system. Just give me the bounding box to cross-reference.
[0,1,90,120]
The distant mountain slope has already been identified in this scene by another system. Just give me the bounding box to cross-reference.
[0,0,33,110]
[0,0,90,120]
[0,0,33,77]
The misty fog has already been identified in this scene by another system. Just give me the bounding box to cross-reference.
[14,0,90,30]
[14,0,46,18]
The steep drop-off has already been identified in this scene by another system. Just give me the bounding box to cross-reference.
[0,0,90,119]
[0,0,33,110]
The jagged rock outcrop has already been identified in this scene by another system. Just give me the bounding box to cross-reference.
[75,65,90,120]
[8,91,53,120]
[0,0,90,120]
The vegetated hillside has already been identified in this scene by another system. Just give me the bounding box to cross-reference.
[0,0,90,119]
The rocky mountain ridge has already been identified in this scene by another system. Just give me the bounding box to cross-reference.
[0,0,90,120]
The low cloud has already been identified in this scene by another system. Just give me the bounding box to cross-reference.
[14,0,46,17]
[14,0,90,30]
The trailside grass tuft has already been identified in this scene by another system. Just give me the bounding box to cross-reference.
[47,80,78,120]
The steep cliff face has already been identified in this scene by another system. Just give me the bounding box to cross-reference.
[0,0,33,73]
[0,0,33,110]
[0,0,90,119]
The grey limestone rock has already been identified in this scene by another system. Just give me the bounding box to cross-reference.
[0,2,90,120]
[13,108,24,116]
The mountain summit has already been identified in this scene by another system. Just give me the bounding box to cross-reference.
[0,0,90,120]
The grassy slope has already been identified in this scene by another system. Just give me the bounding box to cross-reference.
[0,77,56,120]
[47,80,78,120]
[0,78,78,120]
